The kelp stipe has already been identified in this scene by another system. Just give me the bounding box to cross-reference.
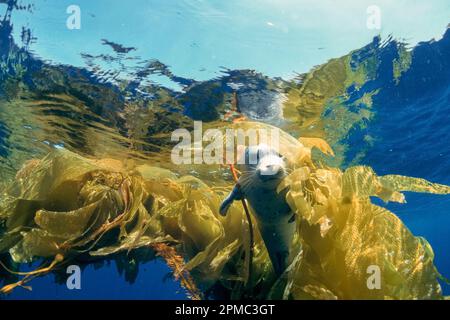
[150,243,202,300]
[0,254,64,294]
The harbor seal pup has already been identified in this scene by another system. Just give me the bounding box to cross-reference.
[219,144,296,276]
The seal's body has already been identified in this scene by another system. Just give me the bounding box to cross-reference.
[220,144,296,276]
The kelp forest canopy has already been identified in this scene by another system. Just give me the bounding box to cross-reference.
[1,121,449,299]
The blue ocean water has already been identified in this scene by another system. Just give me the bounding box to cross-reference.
[342,30,450,294]
[1,1,449,299]
[6,260,188,300]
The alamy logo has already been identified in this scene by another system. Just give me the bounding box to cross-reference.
[66,265,81,290]
[366,5,381,30]
[66,5,81,30]
[366,265,381,290]
[171,121,280,165]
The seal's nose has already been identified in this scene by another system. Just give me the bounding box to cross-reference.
[258,164,281,176]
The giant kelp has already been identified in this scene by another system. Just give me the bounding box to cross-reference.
[1,1,450,299]
[1,122,449,299]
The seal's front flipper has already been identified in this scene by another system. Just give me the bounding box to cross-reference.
[219,185,243,216]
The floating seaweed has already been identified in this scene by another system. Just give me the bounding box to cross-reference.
[1,122,449,299]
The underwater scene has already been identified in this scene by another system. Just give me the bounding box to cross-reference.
[0,0,450,300]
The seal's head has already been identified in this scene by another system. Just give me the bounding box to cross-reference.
[237,144,287,190]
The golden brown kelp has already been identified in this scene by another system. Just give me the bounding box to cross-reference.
[0,151,175,293]
[280,165,449,299]
[150,243,202,300]
[0,254,64,294]
[0,122,449,299]
[0,147,262,298]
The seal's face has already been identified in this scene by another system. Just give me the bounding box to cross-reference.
[237,144,287,190]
